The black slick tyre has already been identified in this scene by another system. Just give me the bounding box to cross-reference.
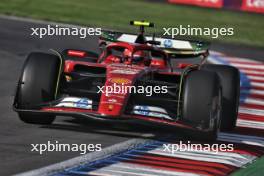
[202,64,240,131]
[182,70,222,141]
[16,52,62,124]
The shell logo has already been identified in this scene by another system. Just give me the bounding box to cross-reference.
[110,77,131,84]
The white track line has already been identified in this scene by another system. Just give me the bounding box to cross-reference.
[78,162,200,176]
[135,148,254,167]
[240,69,264,76]
[248,76,264,82]
[219,132,264,146]
[147,144,253,160]
[230,64,264,70]
[243,98,264,106]
[250,82,264,88]
[239,107,264,116]
[237,119,264,130]
[222,57,262,64]
[241,89,264,96]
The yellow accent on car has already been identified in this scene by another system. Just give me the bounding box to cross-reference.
[49,49,63,99]
[130,21,154,27]
[134,21,150,26]
[110,77,131,85]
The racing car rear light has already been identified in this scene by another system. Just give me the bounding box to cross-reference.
[67,50,86,57]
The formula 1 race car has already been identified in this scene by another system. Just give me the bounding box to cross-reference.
[13,21,240,141]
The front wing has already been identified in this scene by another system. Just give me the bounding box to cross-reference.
[13,96,206,132]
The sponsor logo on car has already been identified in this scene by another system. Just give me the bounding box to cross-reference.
[76,98,90,108]
[108,98,117,103]
[134,106,150,116]
[133,105,173,120]
[163,39,173,48]
[110,69,138,75]
[56,97,92,109]
[110,77,132,85]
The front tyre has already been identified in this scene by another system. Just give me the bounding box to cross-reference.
[182,70,222,141]
[16,52,63,124]
[202,65,240,131]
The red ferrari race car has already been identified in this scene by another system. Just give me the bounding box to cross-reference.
[13,21,240,140]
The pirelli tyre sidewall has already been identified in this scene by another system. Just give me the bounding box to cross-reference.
[202,64,240,131]
[183,70,221,141]
[16,52,62,124]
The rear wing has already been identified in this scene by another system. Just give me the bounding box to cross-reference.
[100,30,210,58]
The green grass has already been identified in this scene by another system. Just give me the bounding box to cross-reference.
[231,157,264,176]
[0,0,263,47]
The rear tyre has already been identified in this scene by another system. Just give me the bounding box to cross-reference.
[202,65,240,131]
[182,70,222,141]
[16,52,62,124]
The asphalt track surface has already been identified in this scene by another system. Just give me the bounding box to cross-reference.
[0,16,263,176]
